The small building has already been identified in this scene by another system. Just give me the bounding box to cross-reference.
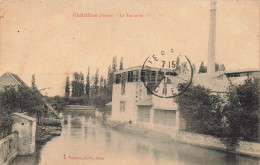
[12,113,37,155]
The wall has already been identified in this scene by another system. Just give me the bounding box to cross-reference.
[176,131,260,157]
[0,132,18,165]
[112,82,143,122]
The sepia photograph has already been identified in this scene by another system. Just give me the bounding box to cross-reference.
[0,0,259,164]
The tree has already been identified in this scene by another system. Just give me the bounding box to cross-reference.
[71,72,80,97]
[86,67,91,98]
[79,72,84,97]
[215,63,219,72]
[219,64,226,71]
[119,57,124,70]
[94,68,99,95]
[198,61,207,73]
[0,85,45,135]
[175,83,225,136]
[192,63,196,74]
[181,62,188,75]
[31,74,36,89]
[65,76,70,97]
[100,76,104,95]
[175,57,181,74]
[224,77,259,142]
[112,56,118,72]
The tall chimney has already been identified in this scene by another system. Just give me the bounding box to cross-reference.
[207,0,217,74]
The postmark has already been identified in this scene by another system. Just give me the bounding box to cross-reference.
[141,49,193,98]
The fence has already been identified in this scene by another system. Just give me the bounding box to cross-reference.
[0,132,18,165]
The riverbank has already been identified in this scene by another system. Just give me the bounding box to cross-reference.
[104,119,260,158]
[36,118,62,144]
[36,125,61,145]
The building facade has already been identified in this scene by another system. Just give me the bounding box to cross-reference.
[111,66,180,134]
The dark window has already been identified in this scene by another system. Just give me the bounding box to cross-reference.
[141,70,146,81]
[116,74,120,84]
[151,71,156,82]
[128,71,133,82]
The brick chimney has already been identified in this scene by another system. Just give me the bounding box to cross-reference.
[207,0,217,74]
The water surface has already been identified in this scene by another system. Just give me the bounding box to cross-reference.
[11,111,260,165]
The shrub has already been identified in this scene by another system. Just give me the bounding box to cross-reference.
[175,83,225,137]
[223,77,259,142]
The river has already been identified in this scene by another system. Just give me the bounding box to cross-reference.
[11,111,260,165]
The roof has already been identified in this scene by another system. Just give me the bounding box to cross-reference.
[225,68,260,74]
[114,66,175,74]
[0,72,29,91]
[168,73,231,93]
[13,113,36,122]
[192,74,230,93]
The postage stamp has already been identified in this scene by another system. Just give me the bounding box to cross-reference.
[141,49,193,98]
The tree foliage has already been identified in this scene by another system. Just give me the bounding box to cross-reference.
[119,57,124,70]
[198,61,207,73]
[223,77,259,142]
[0,85,45,138]
[71,72,84,97]
[86,67,91,98]
[65,76,70,97]
[175,83,225,136]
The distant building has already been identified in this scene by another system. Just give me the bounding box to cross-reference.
[0,72,28,92]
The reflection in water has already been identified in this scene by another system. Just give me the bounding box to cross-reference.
[105,132,111,145]
[11,111,260,165]
[136,142,149,155]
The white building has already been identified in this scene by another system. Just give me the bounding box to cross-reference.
[111,66,181,134]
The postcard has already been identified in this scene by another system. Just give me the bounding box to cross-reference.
[0,0,259,165]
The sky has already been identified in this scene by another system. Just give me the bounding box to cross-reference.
[0,0,259,96]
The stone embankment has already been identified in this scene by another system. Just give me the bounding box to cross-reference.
[36,118,62,144]
[104,119,260,158]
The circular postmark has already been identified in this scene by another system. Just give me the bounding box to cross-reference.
[141,49,193,98]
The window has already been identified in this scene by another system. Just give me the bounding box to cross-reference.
[138,106,151,122]
[133,70,139,81]
[128,71,133,82]
[153,110,176,127]
[116,74,120,84]
[141,70,146,81]
[146,70,151,82]
[120,101,126,112]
